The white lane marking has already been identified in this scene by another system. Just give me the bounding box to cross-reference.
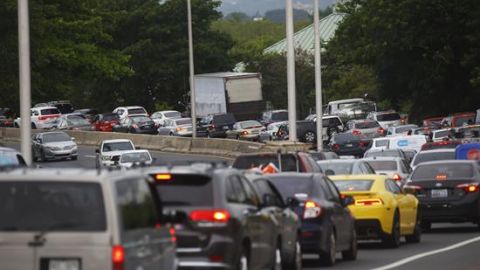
[370,235,480,270]
[84,155,97,158]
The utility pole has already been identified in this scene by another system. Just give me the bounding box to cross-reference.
[286,0,297,142]
[313,0,323,151]
[187,0,197,138]
[18,0,32,164]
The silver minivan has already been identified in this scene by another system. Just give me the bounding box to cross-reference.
[0,169,177,270]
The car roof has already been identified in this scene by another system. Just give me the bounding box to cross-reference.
[102,139,133,144]
[328,98,364,105]
[362,156,403,161]
[0,168,145,183]
[418,149,456,154]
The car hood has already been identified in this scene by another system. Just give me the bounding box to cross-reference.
[101,150,132,156]
[43,141,76,148]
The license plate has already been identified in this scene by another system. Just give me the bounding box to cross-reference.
[345,143,353,147]
[49,259,80,270]
[431,189,448,198]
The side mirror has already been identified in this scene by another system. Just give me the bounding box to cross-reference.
[341,195,354,206]
[162,210,187,224]
[95,149,100,154]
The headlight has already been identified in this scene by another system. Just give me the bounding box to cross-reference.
[101,155,111,161]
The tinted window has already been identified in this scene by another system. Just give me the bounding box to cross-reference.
[116,179,157,230]
[240,177,260,206]
[434,130,449,138]
[40,108,60,115]
[322,118,342,127]
[154,175,213,206]
[385,180,401,194]
[214,114,236,124]
[375,139,389,148]
[164,112,181,118]
[317,161,353,175]
[366,160,398,171]
[42,132,71,143]
[128,108,147,115]
[0,182,106,231]
[233,154,298,172]
[240,121,262,129]
[102,142,134,152]
[411,163,474,180]
[269,177,316,198]
[226,176,248,204]
[355,121,380,129]
[333,133,361,143]
[175,119,191,126]
[395,125,417,133]
[377,113,400,121]
[334,180,374,192]
[121,152,151,163]
[253,180,283,206]
[271,111,288,121]
[325,179,341,202]
[102,114,119,121]
[454,116,474,127]
[413,151,455,166]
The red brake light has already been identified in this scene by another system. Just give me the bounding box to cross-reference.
[436,174,447,181]
[332,143,340,151]
[112,245,124,270]
[169,227,177,243]
[456,183,480,193]
[190,209,230,224]
[303,200,322,219]
[355,198,383,206]
[392,173,402,181]
[352,130,362,136]
[377,127,384,134]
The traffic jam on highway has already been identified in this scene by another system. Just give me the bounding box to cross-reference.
[1,96,480,270]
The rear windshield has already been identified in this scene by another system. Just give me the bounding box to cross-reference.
[365,150,401,158]
[214,114,236,124]
[375,139,389,148]
[411,163,474,180]
[413,151,455,166]
[322,118,342,127]
[131,116,151,123]
[165,112,181,118]
[41,108,60,115]
[43,132,71,143]
[334,180,374,192]
[355,121,379,129]
[333,133,361,143]
[175,119,191,126]
[434,130,449,138]
[54,104,74,114]
[272,111,288,121]
[153,175,213,206]
[269,177,315,198]
[233,154,298,172]
[128,108,147,115]
[240,121,262,129]
[103,142,134,152]
[0,182,106,231]
[366,161,397,171]
[377,113,400,121]
[102,114,119,121]
[317,161,353,175]
[396,126,416,133]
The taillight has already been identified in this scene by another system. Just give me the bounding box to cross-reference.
[169,227,177,243]
[131,124,138,129]
[403,185,423,195]
[209,123,216,131]
[112,245,124,270]
[377,127,384,135]
[38,116,48,121]
[240,131,248,135]
[352,130,362,136]
[359,141,369,148]
[355,198,383,206]
[303,200,322,219]
[190,209,230,226]
[332,144,340,151]
[456,183,480,193]
[392,173,402,181]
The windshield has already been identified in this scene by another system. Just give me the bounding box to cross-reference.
[377,113,400,121]
[120,152,151,163]
[317,161,353,174]
[154,175,213,206]
[333,133,362,143]
[411,163,474,180]
[165,112,181,118]
[334,180,374,192]
[102,142,134,152]
[175,119,191,126]
[271,111,288,121]
[434,130,450,138]
[128,108,147,115]
[241,121,262,129]
[40,108,60,115]
[131,116,151,123]
[0,182,106,231]
[42,132,71,143]
[355,121,379,129]
[338,102,361,110]
[67,116,90,126]
[269,177,314,198]
[102,114,119,121]
[413,151,455,166]
[366,160,397,171]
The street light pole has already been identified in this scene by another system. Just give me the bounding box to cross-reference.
[187,0,197,138]
[313,0,323,152]
[286,0,297,142]
[18,0,32,164]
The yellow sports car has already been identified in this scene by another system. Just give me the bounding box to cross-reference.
[330,174,421,248]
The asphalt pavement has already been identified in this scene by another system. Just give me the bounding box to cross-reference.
[3,142,480,270]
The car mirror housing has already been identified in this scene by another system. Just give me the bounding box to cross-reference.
[95,149,100,154]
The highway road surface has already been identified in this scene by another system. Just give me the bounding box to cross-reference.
[4,142,480,270]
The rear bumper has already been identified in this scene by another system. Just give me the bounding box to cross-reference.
[299,222,328,254]
[349,205,393,235]
[420,199,480,223]
[356,219,384,240]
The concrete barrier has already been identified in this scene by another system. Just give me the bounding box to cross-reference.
[0,128,312,158]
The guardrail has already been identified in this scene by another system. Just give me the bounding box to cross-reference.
[0,128,311,158]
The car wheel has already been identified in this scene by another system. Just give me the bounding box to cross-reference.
[383,211,401,248]
[283,239,302,270]
[303,131,316,143]
[271,241,282,270]
[405,211,422,243]
[319,230,336,266]
[237,245,249,270]
[342,229,357,260]
[14,123,19,128]
[39,150,46,162]
[169,132,174,136]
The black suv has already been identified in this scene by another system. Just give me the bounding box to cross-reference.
[268,173,357,266]
[146,164,281,269]
[197,113,237,138]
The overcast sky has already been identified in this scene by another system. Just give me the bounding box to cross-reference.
[218,0,336,16]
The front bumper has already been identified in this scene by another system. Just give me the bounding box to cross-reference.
[43,148,77,160]
[419,198,480,223]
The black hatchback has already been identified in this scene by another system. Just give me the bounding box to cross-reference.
[329,133,371,157]
[113,115,157,134]
[268,173,357,266]
[404,160,480,230]
[146,164,280,269]
[197,113,237,138]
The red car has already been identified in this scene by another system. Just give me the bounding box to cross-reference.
[421,140,462,151]
[442,112,476,128]
[92,113,120,132]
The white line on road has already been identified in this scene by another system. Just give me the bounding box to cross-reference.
[370,236,480,270]
[84,155,96,158]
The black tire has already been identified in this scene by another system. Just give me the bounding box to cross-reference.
[71,156,78,161]
[383,211,401,248]
[283,239,302,270]
[405,211,422,243]
[421,221,431,232]
[38,150,46,162]
[237,244,250,270]
[342,229,357,261]
[303,131,316,143]
[319,230,336,266]
[14,123,19,128]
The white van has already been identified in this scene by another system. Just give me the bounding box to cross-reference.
[388,135,427,153]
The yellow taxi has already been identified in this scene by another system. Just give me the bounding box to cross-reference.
[330,174,420,248]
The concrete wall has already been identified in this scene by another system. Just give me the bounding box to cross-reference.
[0,128,311,158]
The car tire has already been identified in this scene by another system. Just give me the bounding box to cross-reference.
[319,230,336,266]
[237,244,250,270]
[342,229,357,261]
[303,131,316,143]
[405,211,422,243]
[71,156,78,161]
[283,239,302,270]
[38,150,46,162]
[271,241,282,270]
[383,211,401,248]
[14,123,19,128]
